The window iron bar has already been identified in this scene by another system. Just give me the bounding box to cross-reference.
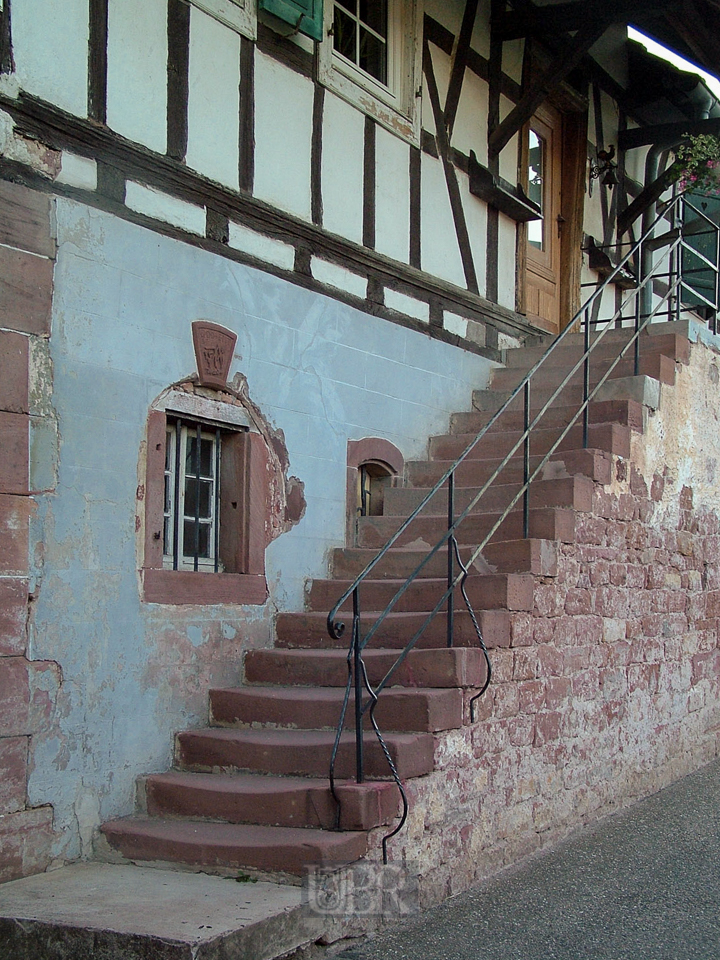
[172,419,182,571]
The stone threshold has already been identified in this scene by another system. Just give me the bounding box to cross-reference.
[0,862,327,960]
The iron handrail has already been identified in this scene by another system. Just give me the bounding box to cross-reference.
[326,191,719,860]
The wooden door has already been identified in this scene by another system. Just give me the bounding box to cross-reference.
[524,103,563,332]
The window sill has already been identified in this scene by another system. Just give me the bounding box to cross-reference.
[142,568,268,605]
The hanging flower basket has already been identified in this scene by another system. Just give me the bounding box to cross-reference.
[674,134,720,196]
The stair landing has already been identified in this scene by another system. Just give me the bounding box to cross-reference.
[0,862,324,960]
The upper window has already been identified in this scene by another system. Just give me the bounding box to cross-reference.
[332,1,388,86]
[319,0,421,143]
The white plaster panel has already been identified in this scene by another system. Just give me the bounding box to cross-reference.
[375,125,411,264]
[497,213,517,310]
[320,94,364,244]
[311,258,367,299]
[227,222,295,269]
[502,39,525,85]
[385,289,429,322]
[420,152,466,289]
[452,70,489,165]
[471,0,492,60]
[125,182,206,235]
[253,51,313,221]
[186,7,240,190]
[496,96,521,185]
[459,169,488,299]
[58,153,98,191]
[107,0,167,154]
[12,0,88,116]
[444,312,469,338]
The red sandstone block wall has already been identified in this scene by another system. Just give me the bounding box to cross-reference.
[0,181,55,883]
[396,456,720,907]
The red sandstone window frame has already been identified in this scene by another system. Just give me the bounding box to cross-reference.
[142,409,269,605]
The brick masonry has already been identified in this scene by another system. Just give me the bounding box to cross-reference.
[0,181,56,882]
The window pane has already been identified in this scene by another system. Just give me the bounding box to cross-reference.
[336,0,357,12]
[184,477,198,516]
[359,27,387,84]
[200,438,214,477]
[527,130,544,249]
[334,5,356,62]
[184,520,210,558]
[360,0,386,38]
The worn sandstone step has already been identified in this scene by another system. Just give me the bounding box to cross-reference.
[100,818,368,876]
[449,398,645,436]
[307,573,534,614]
[429,422,631,462]
[356,506,575,549]
[490,351,676,391]
[331,538,557,580]
[384,474,594,517]
[502,331,689,368]
[274,608,509,649]
[472,373,661,413]
[142,771,399,831]
[177,728,436,780]
[210,685,463,733]
[245,647,491,689]
[403,447,612,489]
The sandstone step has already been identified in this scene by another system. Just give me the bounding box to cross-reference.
[100,818,368,876]
[449,398,644,436]
[331,539,557,580]
[245,647,490,689]
[384,475,594,517]
[209,685,463,733]
[490,351,676,392]
[403,447,612,489]
[274,608,509,649]
[502,331,689,368]
[428,422,631,462]
[472,374,661,413]
[176,728,436,780]
[356,506,575,549]
[142,770,399,831]
[307,573,534,614]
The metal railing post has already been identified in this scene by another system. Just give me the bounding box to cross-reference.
[523,381,530,538]
[352,588,364,783]
[447,472,455,649]
[583,308,590,448]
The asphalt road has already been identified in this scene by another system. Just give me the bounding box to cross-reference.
[338,757,720,960]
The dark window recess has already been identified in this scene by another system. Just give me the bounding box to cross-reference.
[259,0,324,41]
[333,0,387,85]
[357,461,393,517]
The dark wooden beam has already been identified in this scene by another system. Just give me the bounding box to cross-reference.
[619,117,720,151]
[488,16,613,156]
[616,166,678,236]
[239,35,255,193]
[362,115,376,249]
[0,0,14,74]
[443,0,479,140]
[88,0,108,123]
[423,40,478,294]
[167,0,190,162]
[496,0,680,39]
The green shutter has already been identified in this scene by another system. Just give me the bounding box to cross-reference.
[259,0,324,41]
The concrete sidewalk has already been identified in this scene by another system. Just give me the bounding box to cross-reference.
[339,756,720,960]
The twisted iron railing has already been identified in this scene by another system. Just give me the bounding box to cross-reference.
[327,191,720,861]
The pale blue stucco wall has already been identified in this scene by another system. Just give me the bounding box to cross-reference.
[26,198,497,861]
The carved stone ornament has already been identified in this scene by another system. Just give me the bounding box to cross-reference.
[192,321,237,389]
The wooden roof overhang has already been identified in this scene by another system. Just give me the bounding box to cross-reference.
[486,0,720,158]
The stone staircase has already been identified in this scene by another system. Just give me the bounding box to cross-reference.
[100,323,690,880]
